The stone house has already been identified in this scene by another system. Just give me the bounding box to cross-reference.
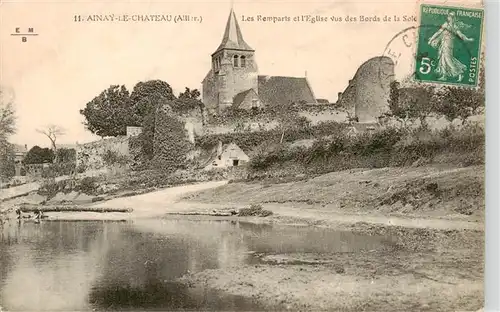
[203,141,250,170]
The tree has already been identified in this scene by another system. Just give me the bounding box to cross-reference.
[386,81,435,128]
[0,87,16,148]
[0,87,16,183]
[23,146,54,165]
[275,101,310,143]
[0,144,15,183]
[36,124,65,163]
[434,86,484,125]
[132,84,203,161]
[130,80,176,121]
[80,85,138,137]
[171,87,205,116]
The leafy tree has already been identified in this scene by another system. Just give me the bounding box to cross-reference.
[0,87,16,182]
[0,87,16,148]
[134,85,203,161]
[0,144,15,182]
[275,101,310,143]
[80,85,138,137]
[23,146,54,164]
[434,86,484,125]
[171,87,204,116]
[386,81,435,128]
[130,80,175,121]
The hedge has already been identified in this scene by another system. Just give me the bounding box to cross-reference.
[249,124,485,174]
[195,121,348,152]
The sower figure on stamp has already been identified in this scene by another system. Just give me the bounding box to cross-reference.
[427,11,474,82]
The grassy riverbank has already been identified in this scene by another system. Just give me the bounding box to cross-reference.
[175,164,484,311]
[182,164,484,221]
[0,163,484,311]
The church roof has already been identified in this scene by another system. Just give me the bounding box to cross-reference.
[212,8,254,55]
[257,76,317,107]
[233,89,257,108]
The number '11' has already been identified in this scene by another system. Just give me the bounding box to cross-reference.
[74,15,82,22]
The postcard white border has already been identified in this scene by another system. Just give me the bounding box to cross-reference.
[485,1,500,312]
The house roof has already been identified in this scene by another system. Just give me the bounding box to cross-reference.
[199,141,248,168]
[213,8,254,55]
[232,88,258,108]
[316,99,330,104]
[257,75,317,107]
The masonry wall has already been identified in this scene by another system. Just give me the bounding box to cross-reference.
[76,136,130,171]
[355,56,394,123]
[337,56,395,122]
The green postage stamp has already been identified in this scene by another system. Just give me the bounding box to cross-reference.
[414,2,484,87]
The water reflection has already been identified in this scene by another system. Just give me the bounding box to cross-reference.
[0,218,388,311]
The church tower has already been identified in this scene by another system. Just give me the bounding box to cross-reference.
[202,8,259,114]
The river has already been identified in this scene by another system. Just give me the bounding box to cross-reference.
[0,218,390,311]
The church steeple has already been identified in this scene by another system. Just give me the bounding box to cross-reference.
[212,8,253,55]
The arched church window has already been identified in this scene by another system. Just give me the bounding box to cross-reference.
[233,55,239,67]
[240,56,246,67]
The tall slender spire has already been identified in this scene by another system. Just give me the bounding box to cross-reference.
[213,8,253,55]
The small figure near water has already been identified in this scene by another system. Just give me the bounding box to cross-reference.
[15,208,46,222]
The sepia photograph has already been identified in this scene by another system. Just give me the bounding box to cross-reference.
[0,0,486,311]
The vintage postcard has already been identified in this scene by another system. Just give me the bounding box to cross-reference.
[0,0,485,311]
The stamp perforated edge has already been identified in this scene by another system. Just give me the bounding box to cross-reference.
[413,0,485,88]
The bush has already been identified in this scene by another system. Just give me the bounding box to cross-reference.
[238,204,273,217]
[196,121,348,152]
[56,148,76,164]
[249,125,484,175]
[41,162,76,178]
[102,150,129,166]
[77,177,99,195]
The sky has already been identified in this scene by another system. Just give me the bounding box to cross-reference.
[0,0,479,148]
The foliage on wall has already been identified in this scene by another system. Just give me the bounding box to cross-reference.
[249,124,484,175]
[196,121,348,152]
[56,148,76,164]
[151,104,193,173]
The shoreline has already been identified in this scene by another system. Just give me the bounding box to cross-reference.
[0,166,484,311]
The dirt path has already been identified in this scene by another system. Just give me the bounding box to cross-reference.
[83,180,229,219]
